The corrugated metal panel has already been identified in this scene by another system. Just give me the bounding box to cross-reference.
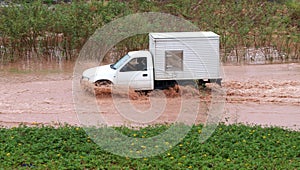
[149,32,220,80]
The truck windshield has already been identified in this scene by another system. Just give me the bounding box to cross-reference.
[110,54,130,70]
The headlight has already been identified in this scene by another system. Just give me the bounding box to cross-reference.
[81,76,89,81]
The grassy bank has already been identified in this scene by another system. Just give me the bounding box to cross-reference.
[0,124,299,169]
[0,0,299,64]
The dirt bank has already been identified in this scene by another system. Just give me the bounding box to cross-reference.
[0,63,299,130]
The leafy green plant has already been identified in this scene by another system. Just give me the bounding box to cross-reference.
[0,124,299,169]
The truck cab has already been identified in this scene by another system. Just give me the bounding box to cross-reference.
[82,51,154,90]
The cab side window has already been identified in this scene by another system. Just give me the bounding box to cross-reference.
[120,57,147,72]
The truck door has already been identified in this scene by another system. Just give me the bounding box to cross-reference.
[116,57,152,90]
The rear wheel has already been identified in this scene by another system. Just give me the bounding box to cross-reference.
[197,79,206,88]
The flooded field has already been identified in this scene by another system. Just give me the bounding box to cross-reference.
[0,62,299,130]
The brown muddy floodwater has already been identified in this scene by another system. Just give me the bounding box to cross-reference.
[0,62,299,130]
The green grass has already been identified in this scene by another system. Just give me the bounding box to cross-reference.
[0,124,299,169]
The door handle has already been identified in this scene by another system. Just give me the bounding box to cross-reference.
[142,74,148,77]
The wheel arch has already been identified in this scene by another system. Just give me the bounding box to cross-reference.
[94,79,113,86]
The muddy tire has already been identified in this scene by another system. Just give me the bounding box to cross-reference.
[95,80,112,87]
[197,79,206,88]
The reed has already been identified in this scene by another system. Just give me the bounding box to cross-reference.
[0,0,298,64]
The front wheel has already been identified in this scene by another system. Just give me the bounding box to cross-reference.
[95,80,112,87]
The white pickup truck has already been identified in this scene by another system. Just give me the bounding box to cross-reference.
[82,32,221,90]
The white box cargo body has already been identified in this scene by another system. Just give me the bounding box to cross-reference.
[149,32,220,80]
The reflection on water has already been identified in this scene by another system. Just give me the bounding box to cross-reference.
[0,59,75,74]
[223,47,300,65]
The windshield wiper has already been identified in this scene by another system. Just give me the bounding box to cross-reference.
[110,64,116,70]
